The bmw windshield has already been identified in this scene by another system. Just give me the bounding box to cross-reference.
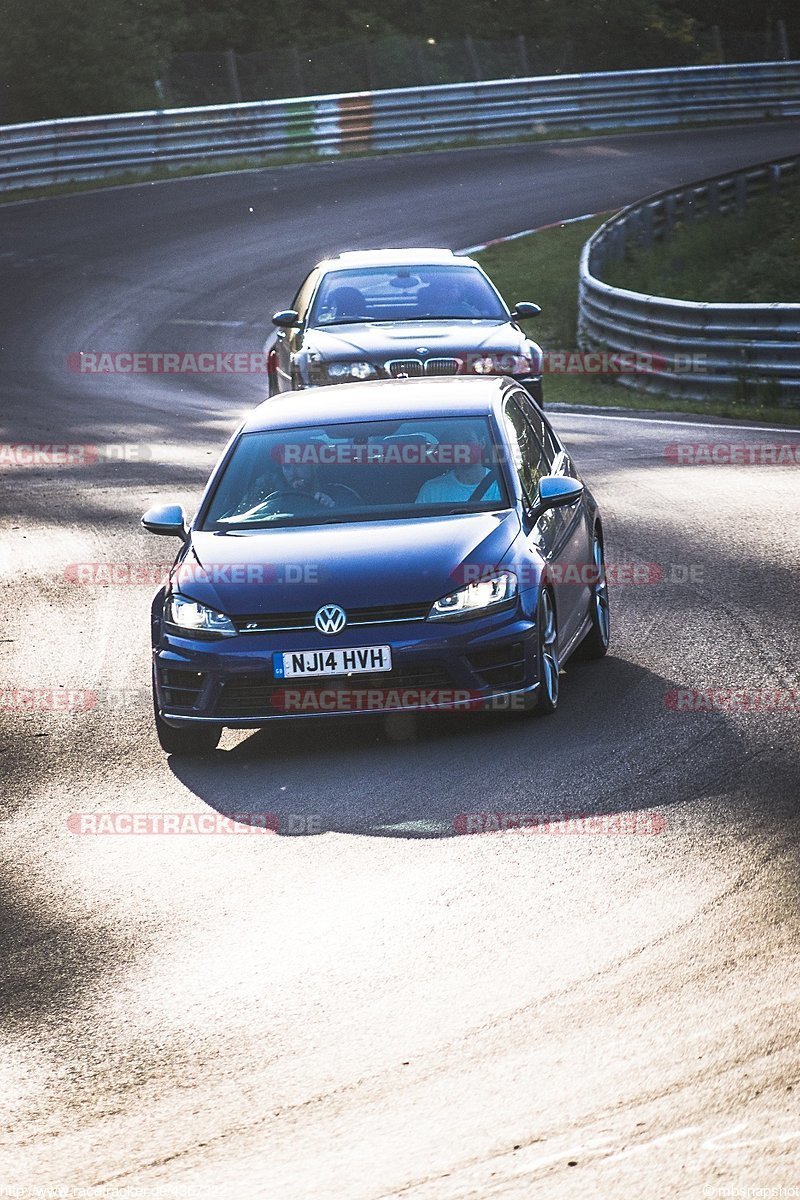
[201,416,511,530]
[307,265,509,326]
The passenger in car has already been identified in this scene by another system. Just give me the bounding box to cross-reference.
[414,425,501,504]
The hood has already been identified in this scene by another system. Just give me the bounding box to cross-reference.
[305,319,527,361]
[175,510,520,616]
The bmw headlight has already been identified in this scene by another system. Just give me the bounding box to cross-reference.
[428,572,518,620]
[325,361,378,382]
[166,593,237,637]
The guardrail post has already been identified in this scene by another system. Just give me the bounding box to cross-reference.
[734,173,747,217]
[706,180,720,218]
[663,194,676,239]
[768,162,782,196]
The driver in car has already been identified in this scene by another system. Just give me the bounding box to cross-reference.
[414,424,501,504]
[280,458,338,508]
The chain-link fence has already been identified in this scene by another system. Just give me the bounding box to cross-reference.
[159,29,793,109]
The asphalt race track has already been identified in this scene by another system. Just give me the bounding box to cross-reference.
[1,124,800,1198]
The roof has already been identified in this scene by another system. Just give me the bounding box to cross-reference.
[243,376,513,433]
[316,248,479,271]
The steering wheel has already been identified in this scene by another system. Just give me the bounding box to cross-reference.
[252,489,327,516]
[329,484,363,504]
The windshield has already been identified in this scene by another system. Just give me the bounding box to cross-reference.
[201,417,511,530]
[307,265,508,326]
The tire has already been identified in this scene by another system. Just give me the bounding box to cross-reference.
[580,527,611,659]
[153,687,220,756]
[532,585,560,715]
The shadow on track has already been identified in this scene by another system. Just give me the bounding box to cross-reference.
[168,656,747,839]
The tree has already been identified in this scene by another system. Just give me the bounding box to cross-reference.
[0,0,185,122]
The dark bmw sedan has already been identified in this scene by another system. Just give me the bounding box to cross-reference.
[267,249,545,403]
[143,377,609,754]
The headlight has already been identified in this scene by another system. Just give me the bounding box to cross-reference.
[428,572,518,620]
[325,361,378,382]
[469,353,531,376]
[166,593,237,637]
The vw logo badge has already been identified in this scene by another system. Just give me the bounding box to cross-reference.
[314,604,347,635]
[415,346,429,356]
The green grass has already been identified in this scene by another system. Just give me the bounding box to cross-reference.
[474,214,800,427]
[476,216,607,349]
[603,182,800,302]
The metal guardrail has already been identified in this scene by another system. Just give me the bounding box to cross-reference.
[1,60,799,193]
[578,156,800,404]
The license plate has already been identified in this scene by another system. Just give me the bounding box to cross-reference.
[273,645,392,679]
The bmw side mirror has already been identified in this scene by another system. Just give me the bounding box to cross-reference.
[511,302,541,320]
[532,476,583,517]
[141,504,188,540]
[272,309,301,329]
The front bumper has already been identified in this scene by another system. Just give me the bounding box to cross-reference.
[153,604,540,727]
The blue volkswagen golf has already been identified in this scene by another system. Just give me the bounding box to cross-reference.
[143,377,609,754]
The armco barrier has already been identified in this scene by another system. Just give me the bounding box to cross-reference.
[578,155,800,405]
[1,60,799,192]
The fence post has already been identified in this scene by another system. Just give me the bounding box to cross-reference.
[516,34,530,77]
[777,20,790,61]
[290,46,305,96]
[711,25,724,64]
[225,49,242,104]
[413,39,431,85]
[363,39,375,91]
[464,36,482,82]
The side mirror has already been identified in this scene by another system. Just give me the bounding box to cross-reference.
[532,476,583,517]
[272,309,301,329]
[511,302,541,321]
[142,503,188,540]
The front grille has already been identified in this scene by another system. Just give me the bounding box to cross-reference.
[159,667,206,708]
[387,359,424,378]
[232,601,431,634]
[425,357,461,376]
[216,663,456,717]
[385,357,462,378]
[466,641,527,688]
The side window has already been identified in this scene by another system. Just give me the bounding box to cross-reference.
[515,392,561,467]
[502,399,549,505]
[292,271,319,322]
